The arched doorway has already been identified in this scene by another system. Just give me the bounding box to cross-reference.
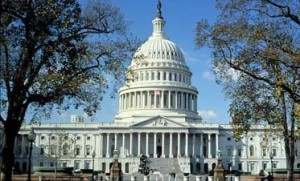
[204,163,208,174]
[196,163,201,174]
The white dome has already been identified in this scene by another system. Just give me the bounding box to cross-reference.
[134,37,185,63]
[132,17,185,65]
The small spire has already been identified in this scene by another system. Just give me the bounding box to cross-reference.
[157,0,163,19]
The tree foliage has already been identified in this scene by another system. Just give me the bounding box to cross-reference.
[195,1,300,180]
[0,0,138,180]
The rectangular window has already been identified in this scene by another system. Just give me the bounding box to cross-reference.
[157,72,160,80]
[86,147,91,156]
[40,162,44,167]
[85,161,90,169]
[163,72,166,80]
[227,148,232,156]
[273,162,277,169]
[238,163,242,171]
[263,162,267,170]
[272,149,277,157]
[263,148,267,157]
[40,148,44,155]
[75,161,80,169]
[75,147,80,155]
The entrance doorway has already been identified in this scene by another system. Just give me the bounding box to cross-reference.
[157,146,162,158]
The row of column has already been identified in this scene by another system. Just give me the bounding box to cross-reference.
[98,132,217,159]
[129,70,191,85]
[119,90,197,112]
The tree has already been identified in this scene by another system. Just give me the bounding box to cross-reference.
[0,0,138,180]
[40,126,76,181]
[195,1,300,180]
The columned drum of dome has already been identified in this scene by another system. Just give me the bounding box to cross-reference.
[115,3,201,124]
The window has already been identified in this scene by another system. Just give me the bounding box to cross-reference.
[250,163,254,171]
[75,147,80,156]
[237,149,242,157]
[238,163,243,171]
[76,136,80,140]
[50,162,54,167]
[227,148,232,157]
[145,72,149,80]
[64,136,68,140]
[174,74,177,81]
[297,163,300,168]
[163,72,166,80]
[151,72,155,80]
[41,136,45,140]
[273,162,277,169]
[157,72,160,80]
[40,162,44,167]
[227,137,231,141]
[51,136,55,140]
[63,145,68,155]
[169,73,172,81]
[263,148,267,157]
[249,137,253,141]
[85,161,90,169]
[86,147,91,156]
[263,162,267,170]
[75,161,80,169]
[249,145,254,156]
[40,147,44,155]
[272,149,277,157]
[87,136,91,140]
[50,145,56,155]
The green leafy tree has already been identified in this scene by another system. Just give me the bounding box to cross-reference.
[0,0,138,180]
[195,1,300,180]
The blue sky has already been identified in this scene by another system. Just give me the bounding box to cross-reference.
[46,0,231,124]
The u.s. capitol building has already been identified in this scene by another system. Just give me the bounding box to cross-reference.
[6,3,297,177]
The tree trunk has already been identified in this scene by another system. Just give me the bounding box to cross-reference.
[0,130,17,181]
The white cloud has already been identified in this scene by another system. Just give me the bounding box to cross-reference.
[181,49,200,63]
[198,110,218,121]
[202,70,215,81]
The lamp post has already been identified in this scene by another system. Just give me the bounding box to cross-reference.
[270,153,273,181]
[92,151,96,180]
[26,128,36,181]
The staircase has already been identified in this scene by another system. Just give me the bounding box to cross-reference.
[147,158,181,174]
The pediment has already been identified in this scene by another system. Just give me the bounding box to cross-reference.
[130,116,187,128]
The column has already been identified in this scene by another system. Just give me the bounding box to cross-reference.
[185,93,188,110]
[124,94,127,110]
[175,92,178,109]
[185,133,189,157]
[130,133,133,156]
[154,133,157,158]
[138,133,141,156]
[133,92,136,108]
[216,133,219,154]
[122,133,125,157]
[181,92,184,109]
[147,91,151,108]
[114,133,117,150]
[146,133,149,156]
[154,91,157,108]
[142,92,145,108]
[199,133,203,158]
[168,91,171,108]
[95,134,100,157]
[83,134,86,156]
[192,134,195,157]
[169,133,173,158]
[177,133,181,157]
[161,91,164,108]
[106,133,110,158]
[162,133,165,158]
[100,133,103,158]
[208,134,212,158]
